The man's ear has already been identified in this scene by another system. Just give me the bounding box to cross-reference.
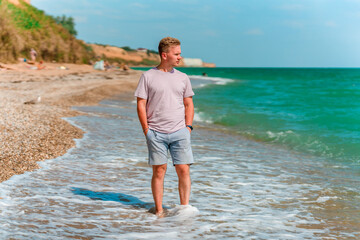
[161,52,167,60]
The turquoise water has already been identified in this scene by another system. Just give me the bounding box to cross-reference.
[2,99,359,238]
[1,71,359,238]
[134,67,360,169]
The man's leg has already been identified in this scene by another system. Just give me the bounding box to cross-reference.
[152,164,167,215]
[175,164,191,205]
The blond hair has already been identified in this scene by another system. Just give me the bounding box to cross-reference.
[158,37,181,56]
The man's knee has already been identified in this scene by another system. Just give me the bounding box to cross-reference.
[152,164,167,178]
[175,164,190,177]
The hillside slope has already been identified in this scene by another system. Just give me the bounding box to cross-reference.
[90,44,216,67]
[90,44,160,66]
[0,0,93,63]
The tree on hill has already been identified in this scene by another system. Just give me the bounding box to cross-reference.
[54,15,77,36]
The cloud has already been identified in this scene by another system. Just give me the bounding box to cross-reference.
[159,0,198,4]
[74,16,87,23]
[203,29,217,37]
[245,28,264,36]
[284,20,304,28]
[131,2,147,8]
[279,4,304,11]
[325,21,338,27]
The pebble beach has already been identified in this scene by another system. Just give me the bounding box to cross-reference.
[0,62,141,182]
[1,65,359,238]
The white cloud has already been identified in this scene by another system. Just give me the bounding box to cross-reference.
[245,28,264,36]
[131,2,147,8]
[350,11,360,17]
[284,20,304,28]
[203,29,217,37]
[159,0,198,4]
[74,16,87,23]
[325,21,338,27]
[279,4,304,11]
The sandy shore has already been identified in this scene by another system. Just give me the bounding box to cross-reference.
[0,62,142,182]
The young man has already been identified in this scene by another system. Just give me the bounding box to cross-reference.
[134,37,195,217]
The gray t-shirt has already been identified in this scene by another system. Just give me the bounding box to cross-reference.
[134,67,194,133]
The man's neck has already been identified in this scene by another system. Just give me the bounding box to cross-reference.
[156,63,174,72]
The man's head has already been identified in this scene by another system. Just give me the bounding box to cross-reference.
[158,37,181,56]
[158,37,182,67]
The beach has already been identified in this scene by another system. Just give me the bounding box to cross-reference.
[0,63,141,182]
[0,66,359,238]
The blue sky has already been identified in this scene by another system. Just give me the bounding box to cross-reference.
[32,0,360,67]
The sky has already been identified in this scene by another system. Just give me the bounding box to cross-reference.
[31,0,360,67]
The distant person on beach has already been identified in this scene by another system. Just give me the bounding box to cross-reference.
[135,37,195,217]
[93,57,105,70]
[104,60,111,71]
[30,48,37,62]
[37,61,46,70]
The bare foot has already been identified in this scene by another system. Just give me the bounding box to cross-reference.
[148,207,167,218]
[155,210,165,218]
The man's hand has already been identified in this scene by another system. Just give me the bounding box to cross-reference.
[186,126,192,133]
[184,97,194,134]
[144,128,149,136]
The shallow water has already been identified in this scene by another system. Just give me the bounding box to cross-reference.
[0,98,359,239]
[136,67,360,167]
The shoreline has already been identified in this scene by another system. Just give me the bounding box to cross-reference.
[0,62,142,182]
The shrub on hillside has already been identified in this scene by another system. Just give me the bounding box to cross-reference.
[54,15,77,36]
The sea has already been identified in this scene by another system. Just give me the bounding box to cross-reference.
[0,67,359,239]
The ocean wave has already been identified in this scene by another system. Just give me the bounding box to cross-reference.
[265,130,329,154]
[193,107,356,164]
[194,110,214,124]
[189,75,234,87]
[316,196,338,203]
[266,130,295,140]
[262,130,356,163]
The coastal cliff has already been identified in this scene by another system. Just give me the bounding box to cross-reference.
[90,44,216,68]
[7,0,30,5]
[89,44,160,67]
[0,0,93,63]
[0,0,215,67]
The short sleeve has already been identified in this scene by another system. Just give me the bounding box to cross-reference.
[134,74,148,99]
[183,75,195,98]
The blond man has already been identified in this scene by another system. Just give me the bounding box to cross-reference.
[135,37,195,216]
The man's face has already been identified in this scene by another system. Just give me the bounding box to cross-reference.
[164,45,182,67]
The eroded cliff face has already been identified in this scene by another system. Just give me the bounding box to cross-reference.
[1,0,215,67]
[7,0,30,5]
[0,0,93,63]
[90,44,160,66]
[90,44,216,67]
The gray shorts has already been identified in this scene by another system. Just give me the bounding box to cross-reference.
[146,127,194,166]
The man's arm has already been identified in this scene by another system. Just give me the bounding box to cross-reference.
[184,97,194,132]
[137,97,148,136]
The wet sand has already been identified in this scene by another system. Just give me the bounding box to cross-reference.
[0,62,141,182]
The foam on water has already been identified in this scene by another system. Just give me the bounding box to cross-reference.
[189,68,360,168]
[189,75,234,88]
[0,99,359,239]
[193,109,214,124]
[163,205,199,219]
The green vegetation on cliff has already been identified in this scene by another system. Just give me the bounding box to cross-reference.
[0,0,93,63]
[54,15,77,36]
